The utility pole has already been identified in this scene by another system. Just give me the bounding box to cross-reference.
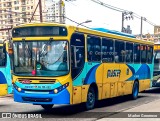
[39,0,43,22]
[121,12,124,32]
[59,0,64,24]
[29,0,42,23]
[59,0,62,23]
[30,2,39,23]
[59,0,76,24]
[140,17,143,38]
[29,2,39,23]
[121,11,133,33]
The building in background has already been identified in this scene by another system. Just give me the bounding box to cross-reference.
[153,26,160,43]
[0,0,65,39]
[154,26,160,34]
[45,0,65,23]
[135,26,160,42]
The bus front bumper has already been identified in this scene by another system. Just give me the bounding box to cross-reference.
[13,88,70,105]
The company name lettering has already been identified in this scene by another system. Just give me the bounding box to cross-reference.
[107,70,121,78]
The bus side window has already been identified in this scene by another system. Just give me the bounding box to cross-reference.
[87,36,101,62]
[115,40,125,63]
[102,38,114,62]
[0,44,6,66]
[126,42,133,63]
[134,44,140,63]
[141,45,147,63]
[147,46,153,64]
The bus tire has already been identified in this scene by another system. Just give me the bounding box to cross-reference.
[85,87,96,110]
[41,104,54,110]
[131,81,139,100]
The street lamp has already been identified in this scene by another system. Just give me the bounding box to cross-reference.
[77,20,92,26]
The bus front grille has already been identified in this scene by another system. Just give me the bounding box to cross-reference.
[18,79,56,84]
[22,97,52,102]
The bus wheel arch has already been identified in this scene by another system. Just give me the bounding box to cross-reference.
[131,79,139,100]
[85,83,98,110]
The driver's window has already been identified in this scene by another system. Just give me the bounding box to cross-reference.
[71,46,83,68]
[71,33,85,79]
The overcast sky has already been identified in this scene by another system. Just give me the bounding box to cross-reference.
[65,0,159,35]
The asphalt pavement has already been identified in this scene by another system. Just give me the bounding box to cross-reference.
[1,87,160,121]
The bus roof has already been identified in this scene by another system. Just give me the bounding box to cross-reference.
[74,26,154,45]
[13,22,154,45]
[154,41,160,45]
[91,28,136,38]
[13,22,66,28]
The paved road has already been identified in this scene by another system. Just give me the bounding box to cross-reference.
[1,87,160,121]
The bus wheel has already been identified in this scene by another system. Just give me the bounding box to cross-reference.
[85,87,96,110]
[131,81,139,100]
[41,104,54,110]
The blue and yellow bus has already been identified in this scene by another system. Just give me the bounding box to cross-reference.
[12,23,154,110]
[0,39,12,96]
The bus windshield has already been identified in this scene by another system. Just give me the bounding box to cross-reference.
[0,46,5,66]
[13,41,69,76]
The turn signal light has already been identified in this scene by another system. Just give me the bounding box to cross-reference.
[53,82,69,94]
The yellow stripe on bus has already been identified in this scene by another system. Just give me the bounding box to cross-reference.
[0,84,8,96]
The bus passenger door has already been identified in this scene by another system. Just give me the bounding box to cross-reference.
[71,45,84,104]
[70,33,85,104]
[0,44,8,96]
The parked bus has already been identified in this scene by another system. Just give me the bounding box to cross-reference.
[12,23,154,110]
[0,39,12,96]
[153,42,160,86]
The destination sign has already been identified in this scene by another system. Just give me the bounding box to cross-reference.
[12,26,67,37]
[154,45,160,50]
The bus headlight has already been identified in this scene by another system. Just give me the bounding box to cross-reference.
[18,88,22,92]
[13,84,22,92]
[53,82,69,94]
[54,89,58,94]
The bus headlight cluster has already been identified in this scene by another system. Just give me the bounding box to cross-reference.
[53,82,69,94]
[13,84,22,92]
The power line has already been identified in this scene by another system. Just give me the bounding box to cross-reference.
[90,0,156,26]
[90,0,125,12]
[65,16,91,29]
[65,0,77,6]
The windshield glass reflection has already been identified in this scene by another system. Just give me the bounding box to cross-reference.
[13,41,69,76]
